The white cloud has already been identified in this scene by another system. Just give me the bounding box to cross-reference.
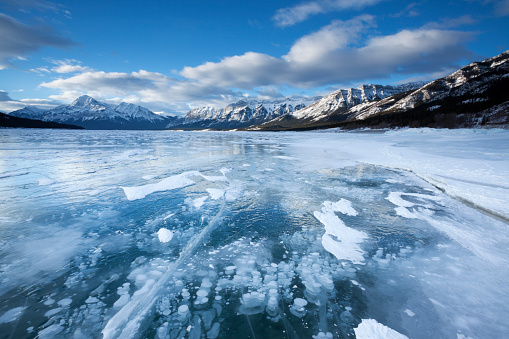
[0,90,13,101]
[423,15,477,29]
[50,59,92,73]
[180,17,474,89]
[494,0,509,15]
[273,0,383,27]
[181,52,286,89]
[0,90,61,112]
[283,15,374,64]
[0,13,75,69]
[390,2,420,18]
[468,0,509,16]
[36,17,475,114]
[28,67,51,75]
[393,68,458,85]
[41,70,173,95]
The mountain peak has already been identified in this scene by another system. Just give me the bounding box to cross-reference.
[70,95,102,108]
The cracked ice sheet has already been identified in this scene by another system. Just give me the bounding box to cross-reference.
[387,190,509,267]
[286,128,509,220]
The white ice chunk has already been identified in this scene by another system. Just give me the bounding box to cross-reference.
[0,307,25,324]
[44,308,62,317]
[121,171,197,201]
[355,319,408,339]
[57,298,72,307]
[38,324,64,338]
[192,196,208,208]
[178,305,189,315]
[207,188,225,200]
[404,309,415,317]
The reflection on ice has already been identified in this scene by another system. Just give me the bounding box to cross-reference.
[0,129,508,339]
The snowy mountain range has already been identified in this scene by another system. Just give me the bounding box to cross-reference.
[7,51,508,131]
[166,96,322,130]
[255,83,425,130]
[255,50,509,130]
[9,95,173,130]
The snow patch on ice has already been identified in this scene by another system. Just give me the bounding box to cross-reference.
[314,199,367,264]
[355,318,409,339]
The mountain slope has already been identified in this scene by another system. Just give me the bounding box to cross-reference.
[0,112,83,129]
[9,96,173,130]
[336,50,509,129]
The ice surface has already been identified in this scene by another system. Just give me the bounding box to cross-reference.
[1,128,508,339]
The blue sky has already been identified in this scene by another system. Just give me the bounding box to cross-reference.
[0,0,508,115]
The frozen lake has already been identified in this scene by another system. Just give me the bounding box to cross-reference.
[0,128,508,339]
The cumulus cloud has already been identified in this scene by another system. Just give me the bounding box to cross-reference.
[180,17,474,89]
[181,52,286,89]
[49,59,92,73]
[273,0,383,27]
[41,70,172,95]
[0,13,75,69]
[0,90,13,101]
[37,16,475,114]
[0,90,61,112]
[283,15,374,64]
